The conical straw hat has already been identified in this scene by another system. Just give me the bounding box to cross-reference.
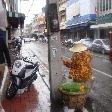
[69,41,87,53]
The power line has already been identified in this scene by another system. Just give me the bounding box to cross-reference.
[26,0,34,17]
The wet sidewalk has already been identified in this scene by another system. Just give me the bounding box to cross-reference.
[2,64,51,112]
[2,41,51,112]
[2,41,111,112]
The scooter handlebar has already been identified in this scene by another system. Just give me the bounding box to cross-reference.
[22,57,34,65]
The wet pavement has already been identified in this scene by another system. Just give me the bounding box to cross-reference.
[2,41,50,112]
[27,41,112,112]
[2,66,50,112]
[2,40,112,112]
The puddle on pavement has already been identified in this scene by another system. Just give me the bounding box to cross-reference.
[85,97,108,112]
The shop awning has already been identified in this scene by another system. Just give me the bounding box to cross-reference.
[7,11,25,28]
[90,23,112,29]
[66,21,95,30]
[7,11,25,18]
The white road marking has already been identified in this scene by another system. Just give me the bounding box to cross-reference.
[102,59,110,63]
[93,54,108,60]
[92,68,112,78]
[29,45,111,79]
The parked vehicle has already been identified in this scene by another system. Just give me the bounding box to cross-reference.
[6,55,39,99]
[109,34,112,62]
[80,38,93,49]
[24,38,31,42]
[31,33,38,38]
[30,37,36,41]
[42,37,48,43]
[91,39,110,54]
[64,39,75,47]
[109,48,112,62]
[9,37,22,55]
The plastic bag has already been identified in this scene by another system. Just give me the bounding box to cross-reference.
[0,0,7,29]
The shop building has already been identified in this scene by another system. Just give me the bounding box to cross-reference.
[66,0,96,40]
[91,0,112,39]
[58,0,68,40]
[4,0,25,41]
[36,14,46,35]
[59,0,66,29]
[31,7,46,36]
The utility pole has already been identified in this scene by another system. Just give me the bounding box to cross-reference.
[20,0,21,12]
[19,0,23,38]
[46,0,64,111]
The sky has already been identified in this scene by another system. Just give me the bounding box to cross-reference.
[18,0,46,24]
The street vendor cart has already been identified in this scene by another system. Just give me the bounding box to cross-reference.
[59,42,95,112]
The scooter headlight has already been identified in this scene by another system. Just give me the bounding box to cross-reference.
[15,61,21,68]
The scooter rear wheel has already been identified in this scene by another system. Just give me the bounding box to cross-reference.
[6,81,18,99]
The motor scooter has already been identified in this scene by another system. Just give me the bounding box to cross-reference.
[6,56,39,99]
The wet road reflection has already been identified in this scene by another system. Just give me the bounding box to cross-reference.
[85,96,109,112]
[2,85,39,112]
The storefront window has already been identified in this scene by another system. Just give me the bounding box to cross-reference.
[103,0,105,11]
[98,0,111,12]
[109,0,111,10]
[97,0,100,12]
[100,0,103,11]
[106,0,108,10]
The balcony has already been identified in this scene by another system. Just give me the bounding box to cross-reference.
[98,9,112,16]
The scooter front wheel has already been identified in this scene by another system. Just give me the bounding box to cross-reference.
[6,81,18,99]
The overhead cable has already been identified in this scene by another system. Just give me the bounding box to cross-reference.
[26,0,34,17]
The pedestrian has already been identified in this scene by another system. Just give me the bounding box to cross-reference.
[0,0,12,111]
[0,38,12,112]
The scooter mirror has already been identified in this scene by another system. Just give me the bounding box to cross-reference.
[32,54,36,57]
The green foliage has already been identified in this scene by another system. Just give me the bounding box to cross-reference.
[60,82,81,93]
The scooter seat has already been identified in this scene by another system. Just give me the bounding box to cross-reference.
[26,63,37,69]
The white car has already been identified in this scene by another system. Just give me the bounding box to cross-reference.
[24,38,31,42]
[91,39,110,54]
[80,38,93,49]
[65,39,75,47]
[30,38,36,41]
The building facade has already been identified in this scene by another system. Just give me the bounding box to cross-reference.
[91,0,112,39]
[66,0,97,40]
[4,0,25,40]
[36,14,46,34]
[25,8,46,37]
[59,0,66,30]
[5,0,18,12]
[58,0,68,41]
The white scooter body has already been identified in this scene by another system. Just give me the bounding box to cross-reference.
[12,56,38,77]
[11,56,38,94]
[12,60,26,76]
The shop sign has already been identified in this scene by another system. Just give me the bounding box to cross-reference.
[66,0,96,27]
[97,13,112,24]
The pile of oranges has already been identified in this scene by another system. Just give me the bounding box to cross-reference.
[63,50,92,82]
